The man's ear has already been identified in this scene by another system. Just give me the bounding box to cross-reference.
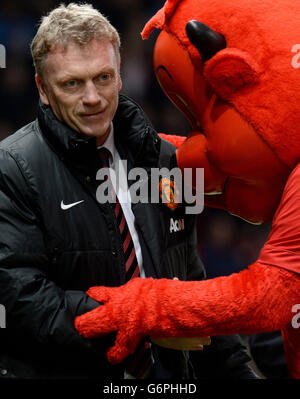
[35,75,50,105]
[118,73,122,92]
[203,48,261,100]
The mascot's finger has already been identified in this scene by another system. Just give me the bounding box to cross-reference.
[74,305,115,338]
[106,331,142,364]
[106,336,131,364]
[86,285,115,302]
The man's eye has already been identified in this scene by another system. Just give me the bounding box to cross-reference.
[66,80,77,87]
[97,74,111,82]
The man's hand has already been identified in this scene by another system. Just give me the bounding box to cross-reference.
[151,336,211,350]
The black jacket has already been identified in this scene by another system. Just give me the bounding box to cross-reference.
[0,95,256,380]
[0,95,207,379]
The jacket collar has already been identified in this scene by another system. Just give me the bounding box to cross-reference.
[37,94,161,168]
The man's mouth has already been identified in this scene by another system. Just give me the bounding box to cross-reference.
[80,110,104,119]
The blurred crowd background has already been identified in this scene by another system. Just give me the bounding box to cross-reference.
[0,0,271,279]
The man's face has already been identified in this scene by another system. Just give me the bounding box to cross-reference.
[36,39,122,145]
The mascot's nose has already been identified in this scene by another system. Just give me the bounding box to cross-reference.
[186,20,226,61]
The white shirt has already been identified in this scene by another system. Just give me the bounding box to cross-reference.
[97,124,145,279]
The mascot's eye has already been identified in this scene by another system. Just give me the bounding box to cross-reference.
[186,20,226,62]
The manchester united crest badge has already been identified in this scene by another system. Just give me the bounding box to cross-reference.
[159,177,180,210]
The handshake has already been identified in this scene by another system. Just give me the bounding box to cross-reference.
[75,277,211,364]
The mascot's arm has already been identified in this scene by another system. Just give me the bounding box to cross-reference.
[75,263,300,365]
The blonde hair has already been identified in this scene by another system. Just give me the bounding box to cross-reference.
[31,3,121,78]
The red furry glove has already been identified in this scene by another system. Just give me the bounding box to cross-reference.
[75,264,300,365]
[74,277,203,363]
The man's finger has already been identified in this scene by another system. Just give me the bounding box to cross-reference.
[151,336,211,351]
[199,336,211,345]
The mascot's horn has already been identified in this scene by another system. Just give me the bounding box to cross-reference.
[186,20,226,61]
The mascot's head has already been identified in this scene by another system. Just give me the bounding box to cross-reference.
[142,0,300,223]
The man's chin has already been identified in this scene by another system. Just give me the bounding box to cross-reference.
[78,126,110,144]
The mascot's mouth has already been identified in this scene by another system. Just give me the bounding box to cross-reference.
[173,91,228,196]
[155,65,205,133]
[156,64,231,197]
[174,93,202,131]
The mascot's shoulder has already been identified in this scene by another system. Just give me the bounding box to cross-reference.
[286,162,300,188]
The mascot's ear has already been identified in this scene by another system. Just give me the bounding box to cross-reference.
[203,48,261,99]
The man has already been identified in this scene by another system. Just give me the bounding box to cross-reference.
[0,3,257,379]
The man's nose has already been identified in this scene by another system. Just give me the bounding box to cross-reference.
[82,81,101,106]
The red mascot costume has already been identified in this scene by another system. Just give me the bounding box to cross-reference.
[75,0,300,378]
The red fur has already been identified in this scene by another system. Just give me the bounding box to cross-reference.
[75,263,300,377]
[159,133,186,148]
[143,0,300,168]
